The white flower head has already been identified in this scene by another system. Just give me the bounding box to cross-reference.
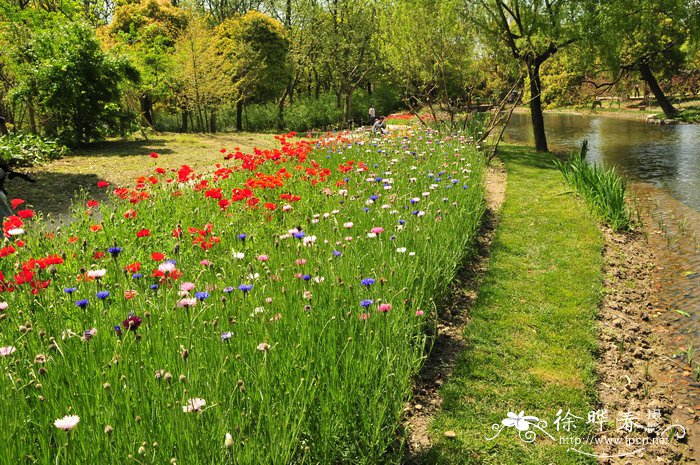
[54,415,80,430]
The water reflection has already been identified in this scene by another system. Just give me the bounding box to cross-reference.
[504,112,700,211]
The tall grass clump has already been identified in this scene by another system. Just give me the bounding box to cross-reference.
[555,140,632,231]
[0,128,484,464]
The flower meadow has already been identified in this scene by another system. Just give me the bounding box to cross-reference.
[0,128,484,464]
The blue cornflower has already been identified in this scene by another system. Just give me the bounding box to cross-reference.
[164,259,177,265]
[293,231,305,239]
[363,207,370,212]
[108,247,123,258]
[369,194,379,201]
[435,177,442,182]
[132,273,143,279]
[390,235,396,241]
[114,325,122,337]
[399,219,406,225]
[360,299,374,308]
[452,179,459,184]
[238,233,247,241]
[223,286,234,293]
[463,185,469,189]
[376,177,383,182]
[333,250,342,257]
[149,284,159,290]
[361,278,375,287]
[412,210,420,215]
[195,291,209,301]
[75,299,89,309]
[96,291,110,300]
[64,287,77,294]
[238,284,253,293]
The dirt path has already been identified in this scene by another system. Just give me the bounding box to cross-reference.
[404,163,507,456]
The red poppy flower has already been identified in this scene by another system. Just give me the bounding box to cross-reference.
[10,199,24,209]
[86,200,99,208]
[151,252,165,261]
[125,262,141,272]
[124,209,137,219]
[90,225,103,232]
[97,181,109,188]
[136,229,151,238]
[149,152,159,158]
[264,202,277,210]
[219,148,227,153]
[93,252,106,260]
[17,209,35,219]
[155,167,166,174]
[68,236,79,243]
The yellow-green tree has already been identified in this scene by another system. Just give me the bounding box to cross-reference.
[173,15,233,132]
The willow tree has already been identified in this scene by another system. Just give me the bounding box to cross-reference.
[173,15,232,132]
[471,0,586,152]
[381,0,480,128]
[593,0,699,119]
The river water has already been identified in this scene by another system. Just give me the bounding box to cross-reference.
[503,112,700,211]
[505,111,700,432]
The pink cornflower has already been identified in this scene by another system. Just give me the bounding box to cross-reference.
[182,398,206,413]
[180,282,195,292]
[257,342,270,351]
[295,258,307,265]
[378,303,392,313]
[0,302,7,311]
[415,310,425,316]
[370,227,384,234]
[87,269,106,279]
[200,260,212,267]
[358,313,370,320]
[54,415,80,430]
[0,346,15,356]
[257,255,269,262]
[177,298,197,308]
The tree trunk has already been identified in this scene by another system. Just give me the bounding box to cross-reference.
[28,105,37,134]
[140,93,154,127]
[0,116,7,136]
[638,62,679,119]
[528,63,548,152]
[367,81,372,96]
[210,108,217,133]
[335,91,341,109]
[180,107,188,133]
[343,90,353,122]
[278,92,287,130]
[236,99,243,131]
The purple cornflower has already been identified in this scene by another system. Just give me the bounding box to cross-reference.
[293,231,305,239]
[360,299,374,308]
[96,291,110,300]
[361,278,375,287]
[221,332,232,342]
[122,314,142,332]
[75,299,89,309]
[223,286,234,293]
[64,287,77,294]
[108,247,122,258]
[238,284,253,293]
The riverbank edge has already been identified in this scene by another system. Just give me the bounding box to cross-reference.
[513,106,699,124]
[406,144,604,464]
[595,224,695,463]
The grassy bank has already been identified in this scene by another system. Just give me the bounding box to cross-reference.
[417,144,604,464]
